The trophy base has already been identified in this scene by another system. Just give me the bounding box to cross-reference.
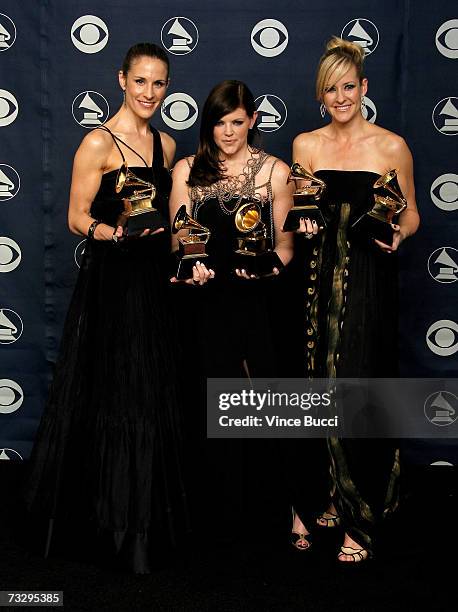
[175,253,210,280]
[351,214,394,246]
[233,250,283,277]
[282,205,327,231]
[120,209,169,237]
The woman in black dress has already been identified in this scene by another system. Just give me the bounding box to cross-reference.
[25,43,187,573]
[169,80,294,539]
[290,37,420,562]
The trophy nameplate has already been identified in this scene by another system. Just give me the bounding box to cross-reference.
[115,162,167,236]
[351,169,407,245]
[283,163,327,232]
[172,205,211,279]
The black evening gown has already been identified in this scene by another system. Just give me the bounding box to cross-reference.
[178,154,292,541]
[24,128,188,573]
[292,170,400,554]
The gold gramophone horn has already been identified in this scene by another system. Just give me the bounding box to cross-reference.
[288,162,326,199]
[172,204,210,236]
[373,169,407,206]
[115,162,156,200]
[235,202,262,233]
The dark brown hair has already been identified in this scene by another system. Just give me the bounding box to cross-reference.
[188,80,259,187]
[121,42,170,77]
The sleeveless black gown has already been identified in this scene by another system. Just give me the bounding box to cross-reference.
[292,170,400,554]
[24,128,187,573]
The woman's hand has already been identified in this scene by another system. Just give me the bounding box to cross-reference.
[296,217,320,239]
[170,261,215,285]
[374,223,405,253]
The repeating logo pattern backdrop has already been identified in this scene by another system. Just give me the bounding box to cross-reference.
[0,1,457,464]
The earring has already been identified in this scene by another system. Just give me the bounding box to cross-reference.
[122,89,126,106]
[361,96,366,114]
[320,103,326,118]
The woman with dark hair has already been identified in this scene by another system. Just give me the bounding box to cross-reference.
[25,43,188,573]
[170,78,293,373]
[169,80,294,537]
[290,37,419,562]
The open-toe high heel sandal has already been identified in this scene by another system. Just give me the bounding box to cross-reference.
[291,508,312,551]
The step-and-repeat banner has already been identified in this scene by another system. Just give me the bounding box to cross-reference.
[0,1,457,463]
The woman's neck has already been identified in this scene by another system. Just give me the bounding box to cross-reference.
[108,105,151,137]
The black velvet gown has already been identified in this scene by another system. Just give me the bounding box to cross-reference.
[25,128,188,573]
[293,170,400,554]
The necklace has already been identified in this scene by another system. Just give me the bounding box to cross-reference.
[193,148,268,215]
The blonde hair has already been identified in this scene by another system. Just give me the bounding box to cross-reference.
[315,36,365,101]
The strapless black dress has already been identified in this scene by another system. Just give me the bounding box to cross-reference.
[24,128,188,573]
[295,170,400,554]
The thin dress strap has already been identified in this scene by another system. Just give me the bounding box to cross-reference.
[95,125,149,167]
[151,127,165,170]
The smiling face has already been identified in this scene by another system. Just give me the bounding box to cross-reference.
[118,55,169,119]
[322,65,368,124]
[212,106,257,158]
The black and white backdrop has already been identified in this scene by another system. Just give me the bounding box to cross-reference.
[0,1,457,464]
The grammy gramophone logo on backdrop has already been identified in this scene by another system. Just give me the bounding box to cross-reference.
[424,391,458,427]
[0,89,18,127]
[0,379,23,414]
[435,19,458,59]
[432,97,458,135]
[0,449,23,461]
[341,18,379,55]
[428,247,458,284]
[426,320,458,357]
[161,17,198,55]
[255,95,287,132]
[71,15,109,54]
[0,237,21,273]
[0,13,16,52]
[0,164,20,201]
[0,308,23,344]
[251,19,288,57]
[430,174,458,211]
[161,93,198,130]
[72,91,109,128]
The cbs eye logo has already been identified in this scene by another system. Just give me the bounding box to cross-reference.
[0,379,23,414]
[431,174,458,211]
[426,320,458,357]
[436,20,458,59]
[361,95,377,123]
[0,237,21,273]
[74,240,86,268]
[71,15,109,54]
[161,93,198,130]
[0,164,20,201]
[0,89,18,127]
[0,13,17,52]
[251,19,288,57]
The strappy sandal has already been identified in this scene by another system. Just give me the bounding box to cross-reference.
[291,508,312,551]
[337,545,370,563]
[317,511,341,528]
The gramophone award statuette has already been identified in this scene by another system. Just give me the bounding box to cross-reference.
[233,200,283,277]
[282,162,327,232]
[351,169,407,244]
[115,162,167,236]
[172,204,211,279]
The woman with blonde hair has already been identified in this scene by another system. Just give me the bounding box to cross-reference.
[290,37,419,562]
